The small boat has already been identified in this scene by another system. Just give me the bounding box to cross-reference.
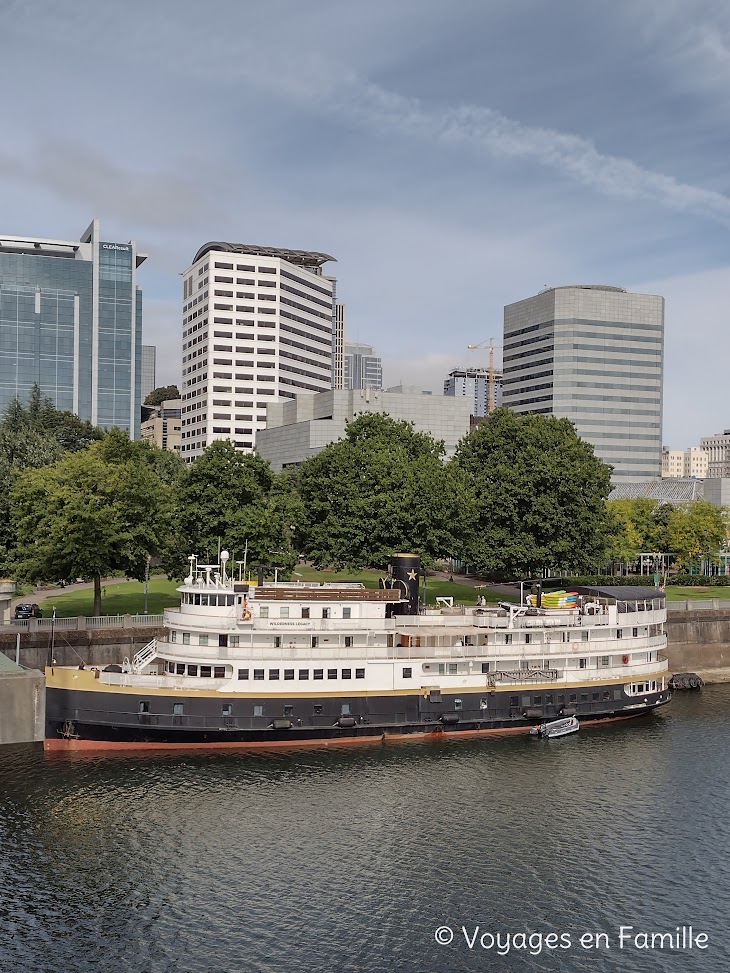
[530,716,580,738]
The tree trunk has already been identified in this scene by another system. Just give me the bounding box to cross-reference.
[93,573,102,617]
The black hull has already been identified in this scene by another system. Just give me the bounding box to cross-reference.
[45,683,671,749]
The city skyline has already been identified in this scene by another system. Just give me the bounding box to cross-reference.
[0,2,729,449]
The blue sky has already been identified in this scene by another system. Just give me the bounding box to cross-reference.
[1,0,729,448]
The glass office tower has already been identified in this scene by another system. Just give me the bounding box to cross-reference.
[0,218,146,437]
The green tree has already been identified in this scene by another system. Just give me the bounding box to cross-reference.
[11,429,174,615]
[171,441,297,578]
[668,500,728,572]
[144,385,180,406]
[295,413,472,568]
[605,498,671,564]
[452,407,613,576]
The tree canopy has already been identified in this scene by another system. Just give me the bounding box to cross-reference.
[144,385,180,406]
[11,430,174,614]
[452,407,613,576]
[667,500,728,571]
[295,413,472,568]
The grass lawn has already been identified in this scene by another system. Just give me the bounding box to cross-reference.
[44,578,182,618]
[663,585,730,601]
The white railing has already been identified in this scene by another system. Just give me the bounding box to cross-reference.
[0,613,165,631]
[132,639,158,673]
[667,599,730,612]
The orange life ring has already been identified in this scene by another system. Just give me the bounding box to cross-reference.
[621,654,629,665]
[242,608,252,621]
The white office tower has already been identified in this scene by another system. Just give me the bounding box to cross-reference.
[503,285,664,485]
[180,243,336,460]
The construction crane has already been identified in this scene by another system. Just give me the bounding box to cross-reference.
[467,337,500,415]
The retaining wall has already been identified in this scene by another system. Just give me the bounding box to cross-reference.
[0,627,165,673]
[0,670,45,744]
[665,611,730,677]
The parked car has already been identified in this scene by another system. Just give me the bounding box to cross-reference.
[14,604,43,619]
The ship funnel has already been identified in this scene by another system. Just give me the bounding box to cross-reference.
[391,553,420,616]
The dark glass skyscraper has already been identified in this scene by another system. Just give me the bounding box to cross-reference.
[0,219,146,437]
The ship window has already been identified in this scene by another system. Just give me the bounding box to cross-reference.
[312,636,319,648]
[480,698,488,709]
[299,669,309,680]
[505,633,512,645]
[187,665,198,676]
[200,665,212,677]
[580,693,588,702]
[283,705,294,718]
[254,705,264,717]
[344,636,353,647]
[633,627,638,637]
[139,701,149,714]
[569,693,577,702]
[534,696,542,705]
[230,636,239,647]
[199,634,208,646]
[454,698,462,711]
[238,668,249,680]
[176,663,185,675]
[510,696,519,707]
[214,666,225,678]
[579,658,587,669]
[617,629,623,638]
[219,634,228,648]
[193,594,200,605]
[356,668,365,679]
[173,703,184,715]
[521,695,531,707]
[524,633,531,644]
[284,669,294,680]
[183,633,190,645]
[402,667,412,678]
[269,669,280,680]
[254,669,264,680]
[343,607,351,619]
[581,631,589,641]
[482,662,490,673]
[557,695,565,704]
[313,704,323,715]
[592,692,599,701]
[546,695,553,704]
[314,669,323,680]
[301,607,310,619]
[171,631,177,642]
[598,655,610,667]
[603,691,611,700]
[279,607,289,618]
[341,704,351,716]
[613,688,622,700]
[328,669,337,679]
[260,607,269,618]
[322,608,330,619]
[222,704,232,717]
[274,636,281,648]
[342,668,352,679]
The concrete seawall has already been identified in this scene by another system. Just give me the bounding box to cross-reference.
[0,656,45,744]
[0,627,165,673]
[665,610,730,682]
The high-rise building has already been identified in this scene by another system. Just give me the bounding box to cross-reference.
[332,303,345,389]
[502,285,664,484]
[700,432,730,478]
[141,398,182,453]
[444,366,503,418]
[344,342,382,390]
[662,445,708,478]
[181,243,336,460]
[0,219,145,437]
[141,345,156,402]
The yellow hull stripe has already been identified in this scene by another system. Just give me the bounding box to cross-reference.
[45,666,669,699]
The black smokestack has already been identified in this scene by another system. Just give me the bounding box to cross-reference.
[391,553,420,615]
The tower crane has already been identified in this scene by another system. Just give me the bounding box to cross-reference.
[467,337,501,415]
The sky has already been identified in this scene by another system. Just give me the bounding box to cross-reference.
[1,0,729,448]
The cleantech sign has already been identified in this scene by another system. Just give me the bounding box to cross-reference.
[101,243,131,252]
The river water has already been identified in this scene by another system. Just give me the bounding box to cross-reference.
[0,688,728,973]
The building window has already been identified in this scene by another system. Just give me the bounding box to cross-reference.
[403,667,412,678]
[238,668,249,680]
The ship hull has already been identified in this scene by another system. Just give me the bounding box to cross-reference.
[45,681,670,751]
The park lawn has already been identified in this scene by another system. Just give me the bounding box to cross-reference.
[663,585,730,601]
[44,578,182,618]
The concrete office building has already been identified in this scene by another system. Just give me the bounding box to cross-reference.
[444,366,503,418]
[141,398,182,453]
[662,445,708,479]
[700,432,730,478]
[255,387,471,471]
[141,345,156,402]
[344,341,382,390]
[181,243,336,461]
[0,219,145,437]
[332,303,345,389]
[502,285,664,484]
